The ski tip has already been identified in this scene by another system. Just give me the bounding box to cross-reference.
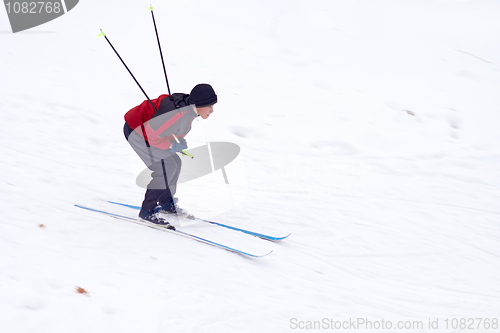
[265,249,274,257]
[264,233,291,241]
[280,233,292,240]
[248,250,273,258]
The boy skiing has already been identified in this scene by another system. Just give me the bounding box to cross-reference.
[123,83,217,229]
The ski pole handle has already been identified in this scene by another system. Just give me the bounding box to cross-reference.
[172,134,194,159]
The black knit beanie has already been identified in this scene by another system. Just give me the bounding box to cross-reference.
[189,84,217,107]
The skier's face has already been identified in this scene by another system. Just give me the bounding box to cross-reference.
[197,105,214,119]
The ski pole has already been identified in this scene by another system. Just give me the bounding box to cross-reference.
[97,29,158,168]
[98,29,173,196]
[97,29,158,113]
[147,5,171,95]
[146,6,191,159]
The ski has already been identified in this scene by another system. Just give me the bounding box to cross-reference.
[74,205,272,258]
[106,200,291,241]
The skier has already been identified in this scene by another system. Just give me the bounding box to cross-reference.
[123,83,217,229]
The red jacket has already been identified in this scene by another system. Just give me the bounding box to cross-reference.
[124,94,169,130]
[124,94,197,150]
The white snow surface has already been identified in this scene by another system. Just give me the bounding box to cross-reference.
[1,0,500,332]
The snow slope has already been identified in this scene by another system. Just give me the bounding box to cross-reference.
[1,0,500,332]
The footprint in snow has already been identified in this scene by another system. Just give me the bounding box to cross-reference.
[447,113,461,129]
[230,126,262,138]
[310,140,359,155]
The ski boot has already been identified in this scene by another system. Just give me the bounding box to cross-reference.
[139,209,176,230]
[154,198,195,220]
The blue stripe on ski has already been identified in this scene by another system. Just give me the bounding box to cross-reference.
[75,205,271,258]
[106,200,291,241]
[106,201,140,210]
[76,204,138,220]
[197,218,291,241]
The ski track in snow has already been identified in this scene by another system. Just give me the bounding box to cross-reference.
[1,0,500,332]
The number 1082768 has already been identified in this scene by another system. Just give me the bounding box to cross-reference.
[5,2,62,14]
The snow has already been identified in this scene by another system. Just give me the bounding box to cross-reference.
[1,0,500,332]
